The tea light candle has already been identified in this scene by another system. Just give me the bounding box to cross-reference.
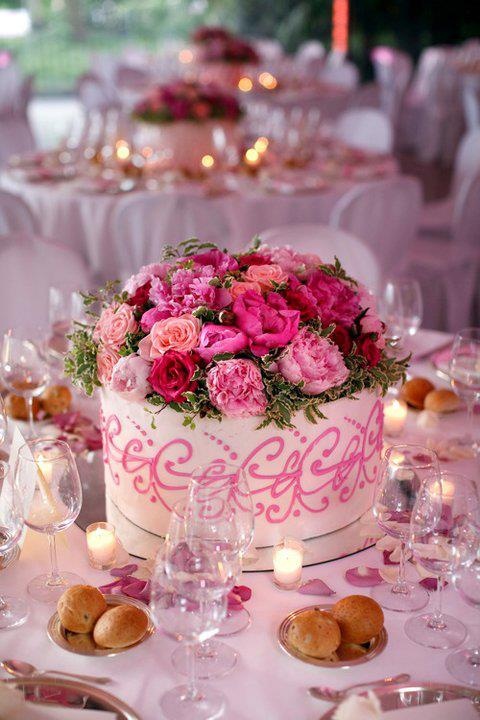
[273,538,304,589]
[383,398,407,436]
[244,147,261,169]
[86,522,116,570]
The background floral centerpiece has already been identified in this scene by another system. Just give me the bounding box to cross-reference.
[66,238,408,430]
[191,26,259,65]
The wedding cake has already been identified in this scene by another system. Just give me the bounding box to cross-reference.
[67,240,406,559]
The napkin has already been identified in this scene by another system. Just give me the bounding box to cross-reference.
[0,684,116,719]
[333,694,477,720]
[0,425,34,548]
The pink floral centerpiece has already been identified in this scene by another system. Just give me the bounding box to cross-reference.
[133,80,242,173]
[190,26,259,88]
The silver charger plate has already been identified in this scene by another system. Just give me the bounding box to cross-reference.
[319,682,480,718]
[278,604,387,668]
[2,676,141,718]
[47,593,155,657]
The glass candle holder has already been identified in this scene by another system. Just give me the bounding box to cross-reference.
[383,397,408,437]
[86,522,116,570]
[272,537,304,590]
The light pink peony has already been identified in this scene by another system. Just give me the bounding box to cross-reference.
[94,303,138,349]
[197,324,248,363]
[244,263,289,291]
[138,314,201,360]
[97,346,121,386]
[123,262,171,295]
[110,354,152,401]
[230,280,262,300]
[207,359,268,418]
[274,328,349,395]
[264,245,321,275]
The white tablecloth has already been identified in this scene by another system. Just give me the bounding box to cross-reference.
[3,330,479,720]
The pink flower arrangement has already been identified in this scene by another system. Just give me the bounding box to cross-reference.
[68,240,406,428]
[191,26,259,64]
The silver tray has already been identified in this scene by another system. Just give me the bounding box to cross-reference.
[47,593,155,656]
[2,676,141,718]
[278,604,387,668]
[319,682,480,718]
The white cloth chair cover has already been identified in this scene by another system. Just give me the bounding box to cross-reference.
[253,38,284,63]
[329,176,422,279]
[0,189,37,235]
[296,40,325,62]
[371,46,413,125]
[76,73,121,114]
[408,173,480,331]
[0,72,35,167]
[0,233,93,334]
[321,61,359,90]
[334,108,393,153]
[259,223,380,293]
[461,74,480,131]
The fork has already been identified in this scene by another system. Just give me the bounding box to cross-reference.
[308,673,411,702]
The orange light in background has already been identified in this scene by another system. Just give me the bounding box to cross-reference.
[201,154,215,169]
[258,71,278,90]
[332,0,349,53]
[141,146,153,158]
[115,140,130,160]
[244,148,260,166]
[179,48,194,64]
[254,136,269,154]
[238,76,253,92]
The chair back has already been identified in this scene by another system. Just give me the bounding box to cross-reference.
[452,173,480,260]
[335,108,393,153]
[259,223,380,293]
[461,75,480,132]
[329,176,422,278]
[452,128,480,196]
[321,61,359,90]
[253,38,284,63]
[0,189,37,234]
[371,46,413,122]
[76,73,121,114]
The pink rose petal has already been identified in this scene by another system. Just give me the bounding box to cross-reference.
[419,577,447,591]
[298,578,336,595]
[111,564,138,577]
[233,585,252,602]
[383,550,399,566]
[345,566,384,586]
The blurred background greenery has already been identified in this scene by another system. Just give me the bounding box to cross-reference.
[1,0,479,93]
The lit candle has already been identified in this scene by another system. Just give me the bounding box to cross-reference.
[201,154,215,171]
[115,140,131,165]
[273,538,304,589]
[86,522,116,570]
[439,478,456,508]
[238,77,253,92]
[383,398,407,436]
[244,147,260,169]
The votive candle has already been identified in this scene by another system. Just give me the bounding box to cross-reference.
[86,522,116,570]
[273,537,304,590]
[383,398,407,436]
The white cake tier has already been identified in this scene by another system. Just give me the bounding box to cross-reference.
[101,389,383,557]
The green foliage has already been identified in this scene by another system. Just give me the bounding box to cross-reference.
[64,327,100,396]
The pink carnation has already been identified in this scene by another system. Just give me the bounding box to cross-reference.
[110,354,152,401]
[274,328,349,395]
[147,266,230,320]
[97,346,121,386]
[197,324,248,363]
[207,359,267,418]
[233,290,300,357]
[94,303,138,349]
[307,270,360,328]
[244,263,289,291]
[138,314,201,360]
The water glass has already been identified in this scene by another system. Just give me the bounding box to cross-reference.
[449,327,480,453]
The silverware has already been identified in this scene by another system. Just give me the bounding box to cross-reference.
[309,673,411,702]
[1,659,112,685]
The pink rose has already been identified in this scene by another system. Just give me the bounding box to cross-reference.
[207,359,267,417]
[233,290,300,357]
[356,335,382,367]
[110,354,152,401]
[284,281,319,321]
[230,280,262,300]
[94,303,138,349]
[274,328,349,395]
[148,350,198,403]
[307,270,360,328]
[197,324,248,363]
[138,314,201,360]
[97,346,121,386]
[244,263,288,291]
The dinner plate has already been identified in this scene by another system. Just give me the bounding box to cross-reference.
[278,604,387,668]
[319,682,480,718]
[47,593,155,656]
[2,676,142,718]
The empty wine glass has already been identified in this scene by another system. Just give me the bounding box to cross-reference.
[15,439,84,602]
[48,287,85,361]
[150,500,238,720]
[379,281,404,346]
[0,460,29,628]
[1,330,50,437]
[405,472,479,649]
[380,279,422,347]
[371,445,440,612]
[448,328,480,453]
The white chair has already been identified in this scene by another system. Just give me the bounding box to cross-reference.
[407,173,480,331]
[0,71,35,167]
[334,108,393,153]
[0,189,37,235]
[461,75,480,131]
[253,38,284,63]
[259,223,380,293]
[321,60,359,90]
[296,40,325,63]
[76,73,121,114]
[371,46,413,126]
[329,176,422,279]
[0,233,93,333]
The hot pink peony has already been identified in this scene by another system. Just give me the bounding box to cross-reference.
[94,303,138,349]
[138,314,201,360]
[189,249,238,275]
[197,324,248,363]
[110,354,152,401]
[233,290,300,357]
[244,263,289,291]
[97,346,121,385]
[307,270,360,328]
[274,328,349,394]
[207,359,267,417]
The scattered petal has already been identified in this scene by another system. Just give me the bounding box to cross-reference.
[298,578,336,595]
[345,566,384,586]
[111,564,138,578]
[98,578,123,593]
[378,566,400,584]
[232,585,252,602]
[419,577,440,591]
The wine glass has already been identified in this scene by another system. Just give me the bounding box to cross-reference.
[0,394,7,448]
[0,460,29,628]
[448,328,480,453]
[371,444,440,612]
[379,281,404,346]
[405,471,480,649]
[397,279,423,339]
[1,330,50,437]
[15,438,84,602]
[150,500,238,720]
[48,287,85,362]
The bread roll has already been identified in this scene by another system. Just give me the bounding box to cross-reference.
[332,595,384,644]
[4,393,41,420]
[93,604,149,649]
[336,641,369,661]
[57,585,107,633]
[287,609,341,658]
[41,385,72,415]
[400,377,435,409]
[66,631,97,652]
[424,389,460,414]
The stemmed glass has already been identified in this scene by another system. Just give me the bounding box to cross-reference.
[372,445,440,612]
[0,460,29,628]
[448,328,480,453]
[48,287,85,363]
[150,500,239,720]
[15,439,84,602]
[380,279,423,347]
[405,472,479,649]
[1,330,50,437]
[0,395,7,448]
